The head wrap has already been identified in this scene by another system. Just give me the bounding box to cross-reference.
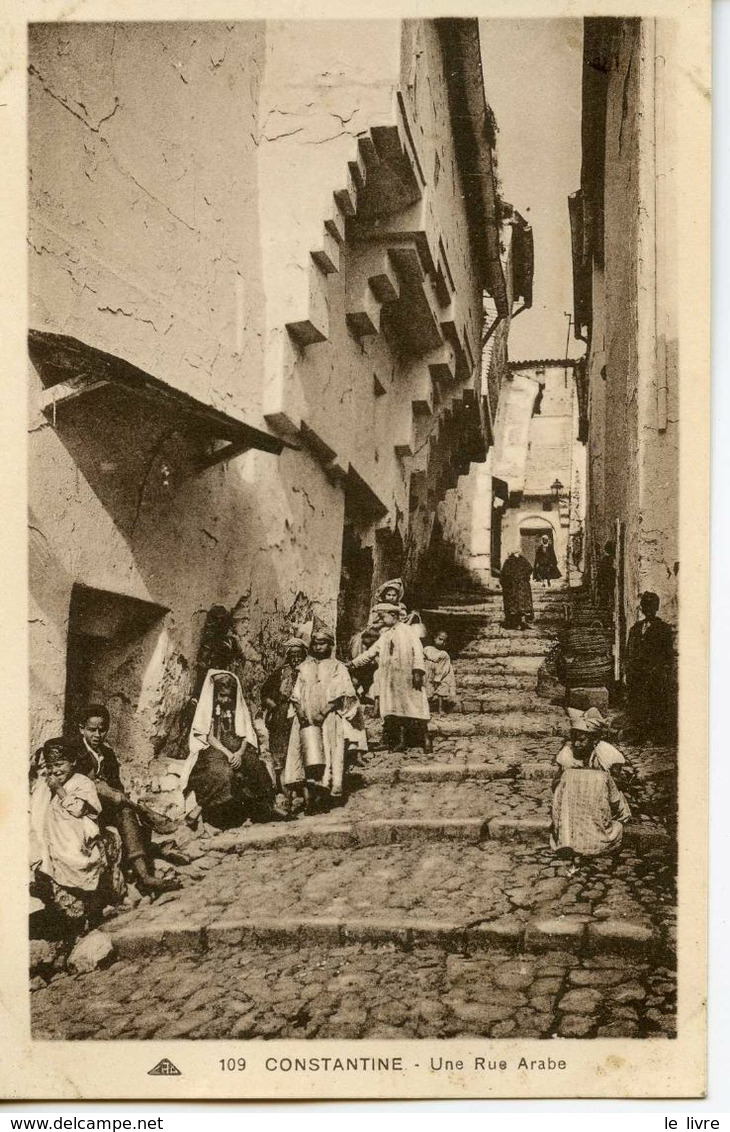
[567,706,608,733]
[310,626,335,644]
[372,602,401,616]
[283,637,307,654]
[375,578,405,603]
[189,669,257,758]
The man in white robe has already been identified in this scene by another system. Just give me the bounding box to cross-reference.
[350,604,430,752]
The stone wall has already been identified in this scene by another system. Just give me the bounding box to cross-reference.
[581,20,679,632]
[28,19,497,777]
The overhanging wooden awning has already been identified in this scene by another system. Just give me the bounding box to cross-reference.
[29,330,286,469]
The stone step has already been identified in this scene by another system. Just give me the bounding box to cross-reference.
[31,943,677,1040]
[459,638,554,658]
[427,609,567,627]
[426,712,563,738]
[453,655,545,674]
[437,591,573,607]
[451,697,562,715]
[450,669,539,688]
[102,837,672,965]
[386,697,559,715]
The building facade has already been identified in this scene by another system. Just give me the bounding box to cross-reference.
[570,18,678,652]
[28,19,509,775]
[440,357,585,589]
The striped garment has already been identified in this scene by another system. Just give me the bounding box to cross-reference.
[551,767,631,856]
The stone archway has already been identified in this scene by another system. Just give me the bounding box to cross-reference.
[518,515,557,564]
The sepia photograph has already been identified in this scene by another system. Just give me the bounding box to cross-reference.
[0,0,711,1102]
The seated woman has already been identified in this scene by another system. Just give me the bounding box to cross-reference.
[186,669,279,829]
[260,638,308,797]
[30,738,126,938]
[551,709,631,868]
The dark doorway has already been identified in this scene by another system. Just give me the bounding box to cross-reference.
[520,524,555,566]
[335,470,384,659]
[63,584,168,735]
[336,527,374,660]
[490,477,509,575]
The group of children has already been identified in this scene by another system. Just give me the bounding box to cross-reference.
[29,581,634,941]
[30,707,185,939]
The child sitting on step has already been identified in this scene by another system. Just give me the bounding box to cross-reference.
[424,630,457,713]
[550,708,632,872]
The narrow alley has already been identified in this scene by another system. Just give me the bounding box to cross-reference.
[30,582,676,1041]
[26,15,681,1051]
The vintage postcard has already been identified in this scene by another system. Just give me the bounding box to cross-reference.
[0,0,710,1102]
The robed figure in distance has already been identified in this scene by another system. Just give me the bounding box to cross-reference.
[532,534,562,587]
[500,550,534,630]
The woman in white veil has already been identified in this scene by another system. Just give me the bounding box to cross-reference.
[186,669,277,829]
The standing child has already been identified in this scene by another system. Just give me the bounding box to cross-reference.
[30,738,125,936]
[283,627,366,811]
[424,629,457,713]
[260,638,309,802]
[350,603,430,752]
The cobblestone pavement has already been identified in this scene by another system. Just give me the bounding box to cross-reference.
[31,944,676,1041]
[30,589,678,1040]
[90,839,672,929]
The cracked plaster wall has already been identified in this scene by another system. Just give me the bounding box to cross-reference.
[258,19,484,522]
[29,23,267,425]
[29,20,488,777]
[585,21,678,633]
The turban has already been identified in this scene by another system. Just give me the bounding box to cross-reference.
[311,626,335,644]
[372,602,401,615]
[567,707,608,733]
[283,637,307,653]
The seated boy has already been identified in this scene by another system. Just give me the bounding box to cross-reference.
[75,705,181,894]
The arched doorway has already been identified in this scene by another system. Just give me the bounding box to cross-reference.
[519,516,557,567]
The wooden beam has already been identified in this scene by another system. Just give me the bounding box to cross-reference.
[39,376,110,416]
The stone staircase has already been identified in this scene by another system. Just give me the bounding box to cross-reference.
[30,583,677,1041]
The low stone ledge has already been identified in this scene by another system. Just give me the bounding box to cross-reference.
[463,917,524,951]
[252,919,302,947]
[297,918,344,946]
[585,920,655,957]
[487,816,552,841]
[397,764,465,783]
[407,920,465,949]
[205,919,257,946]
[161,925,205,954]
[297,825,355,849]
[340,919,410,946]
[353,820,395,846]
[111,925,167,959]
[518,762,555,779]
[524,917,586,953]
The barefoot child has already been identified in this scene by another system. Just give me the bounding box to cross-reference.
[30,738,125,936]
[424,629,457,712]
[350,604,430,752]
